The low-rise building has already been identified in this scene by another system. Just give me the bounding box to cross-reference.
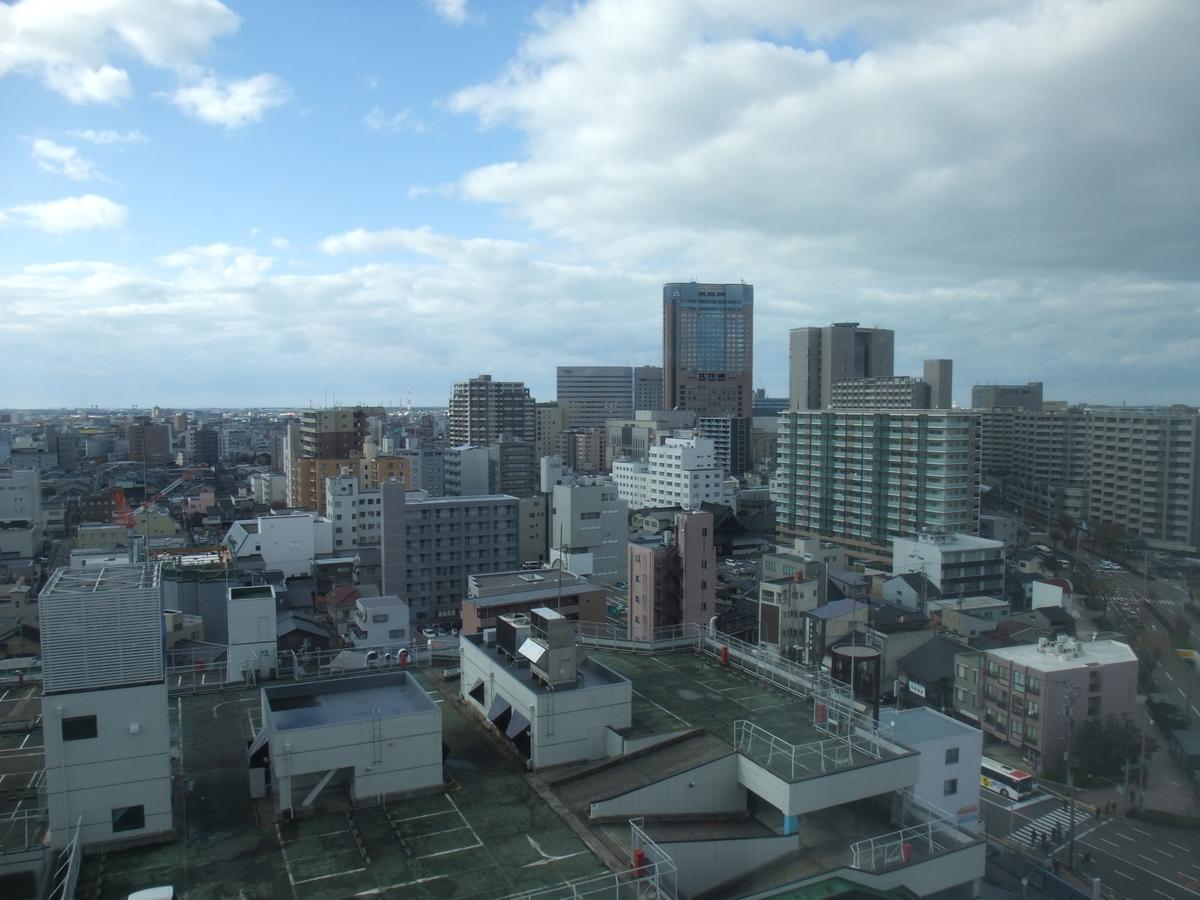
[926,596,1010,642]
[346,594,410,650]
[980,636,1138,773]
[224,511,334,578]
[879,707,983,829]
[461,568,606,635]
[892,532,1005,600]
[627,510,715,640]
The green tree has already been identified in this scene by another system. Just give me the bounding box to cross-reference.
[1072,714,1151,782]
[1094,521,1126,558]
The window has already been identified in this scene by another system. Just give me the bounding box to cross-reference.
[388,628,406,639]
[371,613,389,623]
[62,715,97,741]
[943,778,958,796]
[1087,697,1101,717]
[945,747,959,765]
[111,805,145,833]
[1012,670,1025,692]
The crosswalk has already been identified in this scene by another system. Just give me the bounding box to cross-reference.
[1011,804,1085,848]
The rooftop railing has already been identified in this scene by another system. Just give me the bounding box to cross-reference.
[850,790,977,873]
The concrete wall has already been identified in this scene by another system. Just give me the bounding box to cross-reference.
[589,754,745,819]
[737,751,919,818]
[43,682,172,848]
[663,834,801,899]
[227,586,276,682]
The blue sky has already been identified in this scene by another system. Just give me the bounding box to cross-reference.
[1,0,1197,409]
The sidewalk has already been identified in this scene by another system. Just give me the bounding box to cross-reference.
[1076,742,1199,816]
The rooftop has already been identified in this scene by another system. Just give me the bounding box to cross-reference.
[807,598,868,620]
[464,633,626,693]
[467,580,602,610]
[879,706,977,744]
[469,566,588,596]
[986,638,1137,671]
[899,532,1004,552]
[265,671,435,729]
[927,596,1008,612]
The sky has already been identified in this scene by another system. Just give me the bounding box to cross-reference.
[1,0,1197,409]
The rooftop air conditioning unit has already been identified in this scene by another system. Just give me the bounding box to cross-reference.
[520,607,580,689]
[496,613,531,662]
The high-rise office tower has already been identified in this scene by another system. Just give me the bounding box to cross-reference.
[923,359,954,410]
[971,382,1043,411]
[557,366,634,428]
[663,282,754,418]
[448,374,536,446]
[788,323,895,411]
[633,365,664,412]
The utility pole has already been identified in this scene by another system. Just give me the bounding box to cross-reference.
[1139,701,1149,815]
[1065,687,1078,870]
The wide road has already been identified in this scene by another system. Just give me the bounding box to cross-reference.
[1069,816,1200,899]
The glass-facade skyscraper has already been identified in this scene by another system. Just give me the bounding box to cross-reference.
[662,282,754,418]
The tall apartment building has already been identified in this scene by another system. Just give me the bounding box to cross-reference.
[128,418,171,464]
[535,401,570,463]
[633,365,664,412]
[1087,406,1199,551]
[549,477,627,580]
[789,323,895,411]
[663,282,754,417]
[448,374,535,446]
[299,406,384,458]
[696,416,752,476]
[559,427,607,475]
[627,510,715,640]
[979,637,1137,774]
[971,382,1043,411]
[380,486,520,622]
[556,366,634,428]
[40,563,172,848]
[979,406,1091,522]
[289,452,409,514]
[444,445,491,497]
[613,436,734,511]
[774,410,981,560]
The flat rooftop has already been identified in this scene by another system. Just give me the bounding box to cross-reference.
[464,634,626,693]
[879,706,977,743]
[470,567,588,593]
[987,638,1137,671]
[467,580,601,609]
[265,672,435,729]
[928,596,1008,611]
[80,670,608,899]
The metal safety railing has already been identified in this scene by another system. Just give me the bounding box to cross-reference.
[0,806,48,854]
[850,790,975,873]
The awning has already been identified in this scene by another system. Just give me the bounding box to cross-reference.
[247,727,269,767]
[468,679,485,704]
[487,694,511,723]
[505,709,531,740]
[518,637,547,667]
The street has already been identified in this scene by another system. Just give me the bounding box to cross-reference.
[1070,816,1200,899]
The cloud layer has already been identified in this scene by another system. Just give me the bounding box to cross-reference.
[3,194,128,233]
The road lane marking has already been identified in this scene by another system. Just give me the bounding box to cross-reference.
[1169,842,1189,851]
[1113,870,1134,880]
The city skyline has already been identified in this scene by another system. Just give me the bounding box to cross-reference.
[2,0,1198,409]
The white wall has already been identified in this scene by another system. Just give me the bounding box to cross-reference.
[43,682,172,848]
[661,834,800,899]
[736,750,919,818]
[227,586,277,683]
[589,754,745,819]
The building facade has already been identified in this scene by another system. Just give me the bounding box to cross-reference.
[448,374,535,446]
[788,323,894,411]
[556,366,635,428]
[971,382,1043,411]
[892,532,1005,600]
[633,365,664,412]
[613,435,733,511]
[627,510,715,640]
[774,410,982,560]
[663,282,754,418]
[549,478,627,580]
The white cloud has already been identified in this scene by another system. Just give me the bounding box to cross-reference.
[364,106,428,134]
[169,73,289,128]
[68,128,147,145]
[30,138,102,181]
[158,242,274,286]
[269,237,290,250]
[3,194,127,233]
[0,0,239,103]
[427,0,480,27]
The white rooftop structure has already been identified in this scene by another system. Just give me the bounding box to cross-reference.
[39,563,163,694]
[987,637,1137,672]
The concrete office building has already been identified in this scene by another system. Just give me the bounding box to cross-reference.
[605,409,696,467]
[980,637,1138,774]
[518,493,548,565]
[488,437,536,498]
[0,466,42,558]
[556,366,634,428]
[613,435,735,512]
[289,452,409,515]
[830,377,932,410]
[971,382,1044,411]
[627,510,715,640]
[224,511,334,578]
[325,470,384,550]
[40,563,172,848]
[461,568,606,634]
[789,323,895,411]
[663,282,754,418]
[251,672,441,814]
[127,418,170,464]
[381,487,520,622]
[633,365,663,412]
[558,426,607,476]
[924,359,954,410]
[448,374,535,446]
[396,446,445,495]
[1087,406,1199,552]
[549,477,627,580]
[298,406,384,459]
[774,410,981,561]
[892,532,1005,601]
[443,445,491,497]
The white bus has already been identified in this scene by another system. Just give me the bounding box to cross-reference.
[980,757,1037,801]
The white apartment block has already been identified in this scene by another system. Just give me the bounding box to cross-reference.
[224,511,334,577]
[325,470,384,550]
[613,436,732,511]
[249,472,287,505]
[892,532,1006,600]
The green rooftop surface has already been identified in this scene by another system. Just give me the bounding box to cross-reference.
[588,649,824,748]
[78,670,607,899]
